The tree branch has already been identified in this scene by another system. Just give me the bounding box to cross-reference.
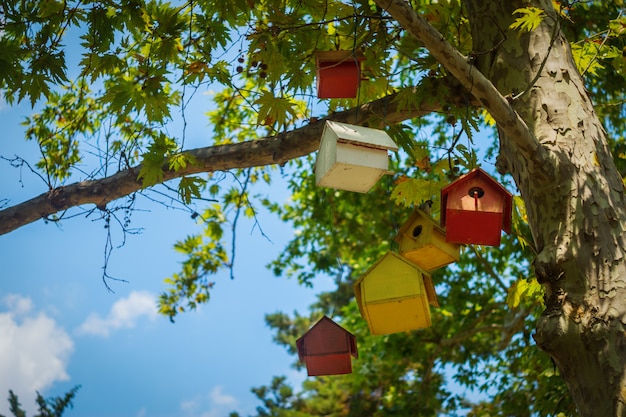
[0,86,462,235]
[373,0,547,162]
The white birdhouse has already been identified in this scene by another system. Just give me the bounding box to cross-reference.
[315,121,398,193]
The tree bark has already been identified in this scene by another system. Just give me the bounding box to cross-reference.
[0,85,466,235]
[464,1,626,415]
[374,0,626,414]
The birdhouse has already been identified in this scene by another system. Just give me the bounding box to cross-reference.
[353,252,435,335]
[315,120,398,193]
[315,50,365,98]
[440,168,513,246]
[296,316,358,376]
[394,209,460,272]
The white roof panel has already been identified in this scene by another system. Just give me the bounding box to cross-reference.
[325,120,399,151]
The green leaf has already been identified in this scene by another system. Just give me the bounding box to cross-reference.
[386,123,419,157]
[390,177,438,208]
[506,277,544,308]
[253,90,300,130]
[480,109,495,126]
[509,7,546,33]
[168,152,197,172]
[137,133,178,187]
[572,41,606,76]
[454,143,477,170]
[178,176,206,204]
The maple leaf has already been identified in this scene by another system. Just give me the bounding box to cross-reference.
[253,90,299,130]
[390,178,436,208]
[510,7,546,33]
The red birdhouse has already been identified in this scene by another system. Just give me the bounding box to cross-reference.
[296,316,358,376]
[440,168,512,246]
[315,51,364,99]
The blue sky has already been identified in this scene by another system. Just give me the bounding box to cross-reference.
[0,95,335,416]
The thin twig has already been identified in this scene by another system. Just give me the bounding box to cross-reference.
[470,245,510,292]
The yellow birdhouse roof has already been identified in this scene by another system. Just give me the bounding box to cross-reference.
[354,252,426,304]
[393,209,443,244]
[393,209,460,272]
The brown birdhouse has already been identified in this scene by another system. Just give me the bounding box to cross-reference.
[394,209,460,272]
[353,252,437,335]
[296,316,358,376]
[440,168,512,246]
[315,50,365,99]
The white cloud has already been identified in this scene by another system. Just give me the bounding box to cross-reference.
[209,386,237,407]
[0,295,74,416]
[76,291,157,337]
[180,386,239,417]
[3,294,33,316]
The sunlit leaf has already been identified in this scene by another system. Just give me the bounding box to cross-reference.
[253,90,300,130]
[510,7,546,33]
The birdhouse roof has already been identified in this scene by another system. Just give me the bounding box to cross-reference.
[353,252,427,303]
[393,208,443,244]
[315,50,365,65]
[323,120,399,151]
[296,316,358,361]
[440,168,513,233]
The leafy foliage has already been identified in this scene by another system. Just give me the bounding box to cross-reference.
[0,386,80,417]
[3,0,626,416]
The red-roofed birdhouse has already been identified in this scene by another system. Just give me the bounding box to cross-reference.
[316,51,364,98]
[394,209,460,272]
[296,316,358,376]
[440,168,512,246]
[353,252,436,335]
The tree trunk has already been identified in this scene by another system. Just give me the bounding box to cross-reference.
[465,0,626,415]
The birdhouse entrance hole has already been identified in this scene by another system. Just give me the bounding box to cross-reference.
[412,225,423,238]
[468,186,485,199]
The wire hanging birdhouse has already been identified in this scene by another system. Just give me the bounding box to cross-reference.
[353,252,436,335]
[296,316,358,376]
[315,120,398,193]
[440,168,512,246]
[394,209,460,272]
[315,50,365,98]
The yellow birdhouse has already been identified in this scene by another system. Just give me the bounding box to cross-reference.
[315,120,398,193]
[353,252,437,335]
[394,209,460,272]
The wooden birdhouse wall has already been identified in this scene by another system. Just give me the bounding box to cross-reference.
[315,51,363,98]
[394,210,460,271]
[354,252,432,335]
[445,177,507,213]
[303,353,353,376]
[441,168,512,246]
[317,61,360,98]
[315,121,398,193]
[296,316,358,376]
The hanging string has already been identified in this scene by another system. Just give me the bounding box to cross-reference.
[352,1,362,123]
[387,174,401,253]
[323,2,361,318]
[323,187,346,320]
